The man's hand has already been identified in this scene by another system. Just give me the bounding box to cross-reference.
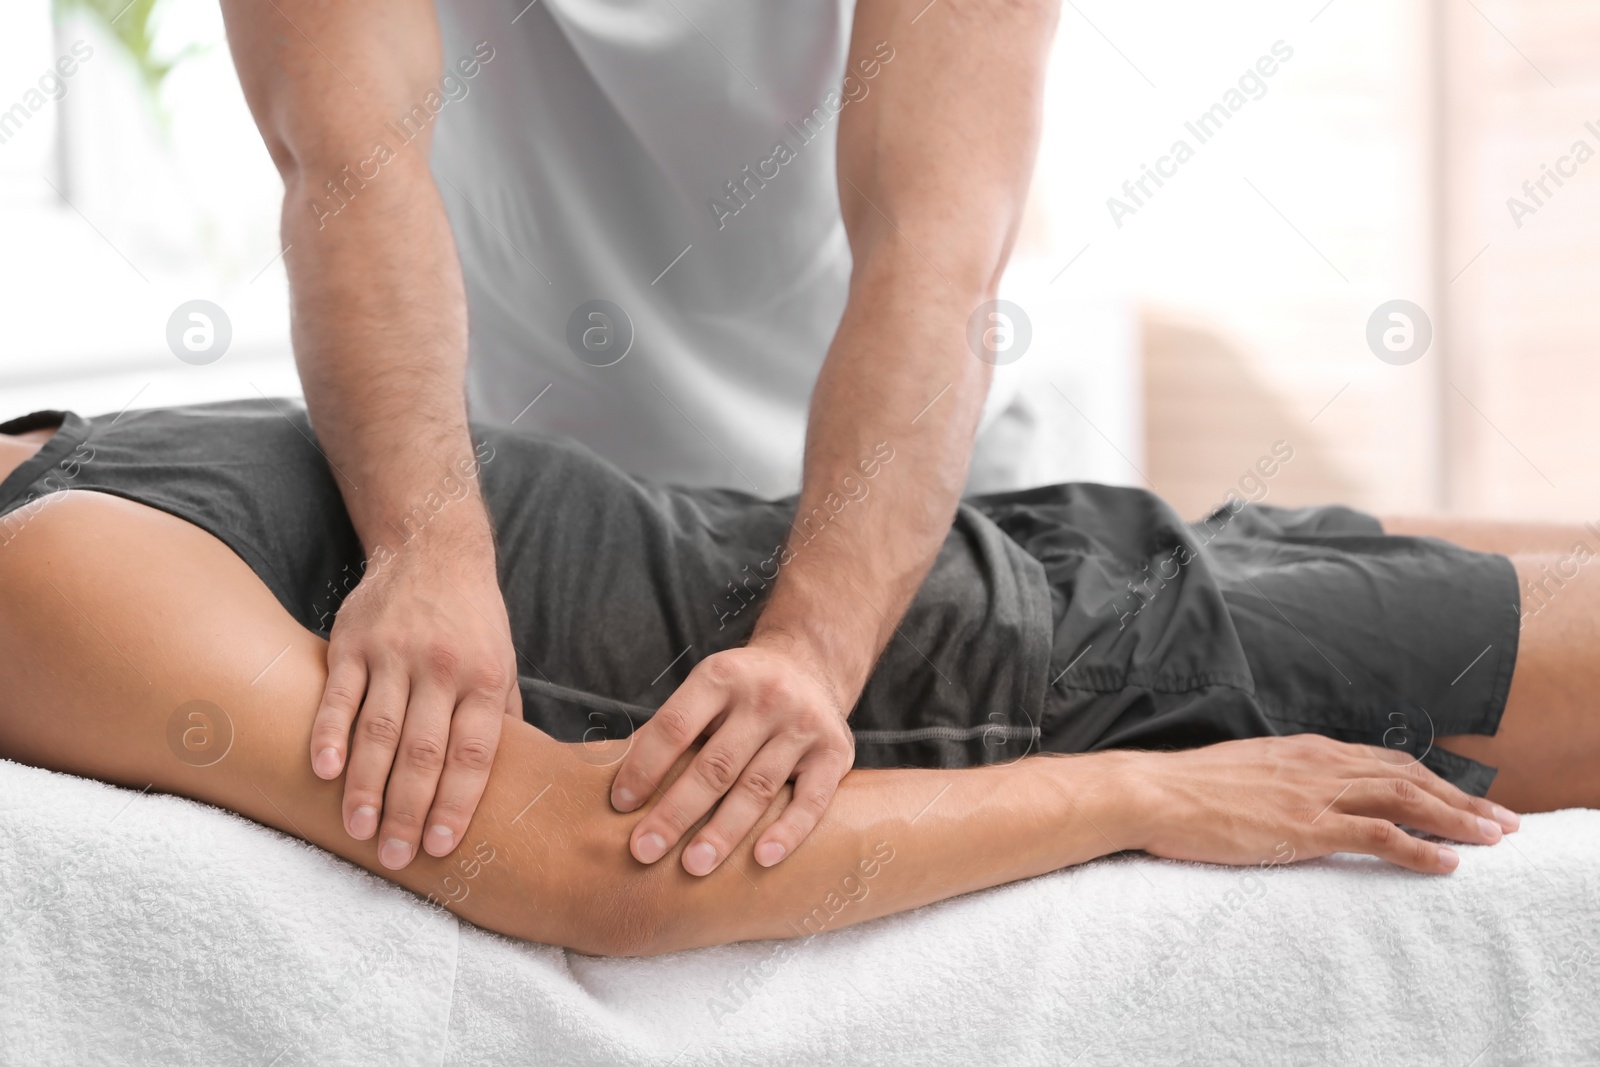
[610,0,1063,879]
[610,642,857,876]
[1118,734,1521,874]
[310,536,518,870]
[222,0,508,871]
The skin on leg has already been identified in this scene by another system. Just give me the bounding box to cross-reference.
[1435,555,1600,812]
[1382,516,1600,812]
[1379,515,1593,556]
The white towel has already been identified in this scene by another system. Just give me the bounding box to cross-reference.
[0,759,458,1067]
[443,812,1600,1065]
[4,756,1598,1066]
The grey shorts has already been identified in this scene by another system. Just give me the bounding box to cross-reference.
[974,485,1521,796]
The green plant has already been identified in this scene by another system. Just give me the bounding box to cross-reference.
[52,0,205,100]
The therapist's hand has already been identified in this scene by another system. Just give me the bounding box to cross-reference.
[310,533,519,870]
[611,641,856,875]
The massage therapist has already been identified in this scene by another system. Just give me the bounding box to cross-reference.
[222,0,1060,876]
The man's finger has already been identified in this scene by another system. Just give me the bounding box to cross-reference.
[629,719,768,865]
[311,652,367,779]
[1323,815,1459,874]
[421,685,508,857]
[751,752,843,868]
[1357,744,1519,831]
[680,739,805,876]
[341,666,410,841]
[374,674,457,870]
[611,667,727,812]
[1337,776,1503,847]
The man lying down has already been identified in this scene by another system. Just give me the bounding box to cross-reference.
[1,398,1589,957]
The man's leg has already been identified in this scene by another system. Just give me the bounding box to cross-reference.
[1433,555,1600,812]
[1379,515,1594,556]
[1381,516,1600,812]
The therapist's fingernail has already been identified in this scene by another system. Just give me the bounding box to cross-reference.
[1477,816,1503,841]
[379,837,413,869]
[613,787,637,811]
[313,747,342,778]
[634,832,667,864]
[349,805,378,840]
[684,841,718,876]
[1492,803,1520,830]
[1438,846,1460,872]
[754,841,786,867]
[425,825,455,855]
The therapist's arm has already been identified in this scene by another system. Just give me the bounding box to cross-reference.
[221,0,517,871]
[611,0,1061,874]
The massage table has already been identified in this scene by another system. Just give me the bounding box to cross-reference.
[3,756,1597,1065]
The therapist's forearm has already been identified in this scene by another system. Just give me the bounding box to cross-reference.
[750,258,992,697]
[279,154,489,556]
[751,0,1059,698]
[225,0,517,872]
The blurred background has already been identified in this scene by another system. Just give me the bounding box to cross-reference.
[1,0,1595,519]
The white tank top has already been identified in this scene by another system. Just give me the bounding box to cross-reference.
[432,0,1022,495]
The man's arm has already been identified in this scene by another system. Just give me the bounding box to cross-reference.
[221,1,516,870]
[612,0,1063,873]
[0,494,1510,957]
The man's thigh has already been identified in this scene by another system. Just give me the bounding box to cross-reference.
[1437,554,1600,812]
